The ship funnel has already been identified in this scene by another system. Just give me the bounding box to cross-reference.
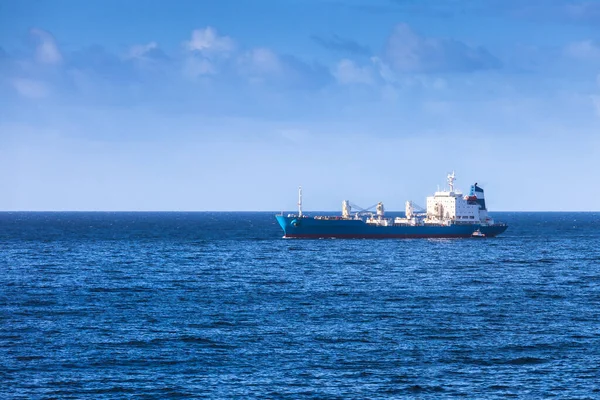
[470,183,486,210]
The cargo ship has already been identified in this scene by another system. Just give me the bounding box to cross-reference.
[275,172,508,238]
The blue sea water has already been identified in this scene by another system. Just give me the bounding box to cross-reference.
[1,211,599,399]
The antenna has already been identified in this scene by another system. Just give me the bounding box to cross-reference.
[298,186,303,217]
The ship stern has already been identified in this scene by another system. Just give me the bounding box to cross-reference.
[481,224,508,237]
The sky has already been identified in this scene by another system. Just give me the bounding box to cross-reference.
[1,0,599,211]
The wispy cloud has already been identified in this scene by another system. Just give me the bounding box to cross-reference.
[262,54,332,89]
[564,40,600,60]
[333,59,374,85]
[3,22,507,107]
[238,47,284,77]
[182,27,235,79]
[128,42,157,59]
[8,26,334,100]
[127,42,169,62]
[30,28,62,65]
[564,1,600,23]
[183,57,216,78]
[11,78,49,98]
[185,27,236,55]
[181,29,333,89]
[385,23,501,73]
[69,45,139,83]
[311,34,371,56]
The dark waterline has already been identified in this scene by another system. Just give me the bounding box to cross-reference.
[1,212,599,398]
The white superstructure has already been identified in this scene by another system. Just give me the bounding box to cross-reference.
[423,172,493,225]
[327,172,497,227]
[389,172,495,227]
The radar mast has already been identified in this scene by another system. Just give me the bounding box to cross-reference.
[447,171,456,192]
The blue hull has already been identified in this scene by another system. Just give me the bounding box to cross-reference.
[275,216,508,238]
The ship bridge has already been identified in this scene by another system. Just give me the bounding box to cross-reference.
[425,172,491,225]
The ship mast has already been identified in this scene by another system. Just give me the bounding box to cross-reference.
[298,186,303,217]
[447,171,456,192]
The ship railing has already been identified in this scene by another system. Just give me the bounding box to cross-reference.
[287,213,308,218]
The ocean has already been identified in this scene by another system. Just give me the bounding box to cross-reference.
[1,212,599,398]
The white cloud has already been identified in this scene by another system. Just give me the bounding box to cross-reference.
[407,75,448,90]
[237,48,284,84]
[241,48,283,75]
[371,56,398,84]
[564,40,600,60]
[12,78,49,98]
[182,27,235,79]
[371,57,448,90]
[128,42,158,59]
[178,27,331,87]
[30,28,62,65]
[385,23,500,73]
[333,59,373,85]
[185,27,235,55]
[183,57,215,78]
[237,48,331,89]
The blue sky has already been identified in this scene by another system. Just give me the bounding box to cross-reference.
[1,0,599,211]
